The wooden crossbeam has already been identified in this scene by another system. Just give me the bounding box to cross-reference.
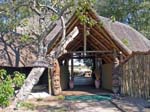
[67,50,113,54]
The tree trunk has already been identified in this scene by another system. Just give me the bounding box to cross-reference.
[14,67,45,102]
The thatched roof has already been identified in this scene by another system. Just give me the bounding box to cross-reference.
[98,16,150,53]
[47,8,150,63]
[0,8,150,67]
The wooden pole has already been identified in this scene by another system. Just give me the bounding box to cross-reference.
[68,50,113,54]
[48,67,52,95]
[69,58,74,89]
[83,23,87,55]
[71,58,74,79]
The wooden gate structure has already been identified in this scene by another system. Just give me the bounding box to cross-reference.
[47,8,150,98]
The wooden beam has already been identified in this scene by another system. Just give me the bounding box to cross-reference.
[71,56,95,59]
[92,26,127,59]
[66,34,82,51]
[89,34,109,50]
[87,37,103,50]
[95,25,117,48]
[97,25,131,56]
[66,14,77,28]
[68,50,113,54]
[86,39,111,63]
[88,11,129,57]
[88,11,119,50]
[55,26,79,57]
[90,28,112,50]
[66,17,79,36]
[86,38,112,63]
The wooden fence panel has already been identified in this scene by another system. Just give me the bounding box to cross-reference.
[121,54,150,99]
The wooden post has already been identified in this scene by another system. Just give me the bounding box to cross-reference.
[71,58,74,79]
[83,23,87,55]
[48,67,52,95]
[112,49,120,94]
[118,51,123,94]
[69,57,74,89]
[51,59,62,95]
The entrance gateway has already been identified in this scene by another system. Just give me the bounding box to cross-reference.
[49,47,121,95]
[45,7,150,98]
[49,31,122,95]
[48,9,124,96]
[62,51,113,90]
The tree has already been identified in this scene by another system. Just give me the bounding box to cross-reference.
[95,0,150,39]
[0,0,96,109]
[0,0,35,66]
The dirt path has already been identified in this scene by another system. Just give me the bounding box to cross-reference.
[2,95,150,112]
[9,99,121,112]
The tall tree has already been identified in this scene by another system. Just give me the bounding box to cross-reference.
[0,0,96,110]
[95,0,150,39]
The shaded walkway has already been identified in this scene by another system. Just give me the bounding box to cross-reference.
[61,85,112,96]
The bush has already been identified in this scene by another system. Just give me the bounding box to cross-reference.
[13,71,25,88]
[0,69,25,107]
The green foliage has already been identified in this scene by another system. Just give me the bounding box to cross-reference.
[0,69,25,107]
[21,34,30,43]
[0,76,14,107]
[110,16,116,22]
[56,95,65,100]
[50,14,59,21]
[122,38,129,46]
[75,0,96,26]
[20,19,29,27]
[0,69,7,81]
[17,102,35,110]
[13,71,25,88]
[95,0,150,39]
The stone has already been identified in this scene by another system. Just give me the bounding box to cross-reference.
[28,92,51,99]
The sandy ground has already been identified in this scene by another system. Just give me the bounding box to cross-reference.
[1,88,150,112]
[7,100,121,112]
[2,96,150,112]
